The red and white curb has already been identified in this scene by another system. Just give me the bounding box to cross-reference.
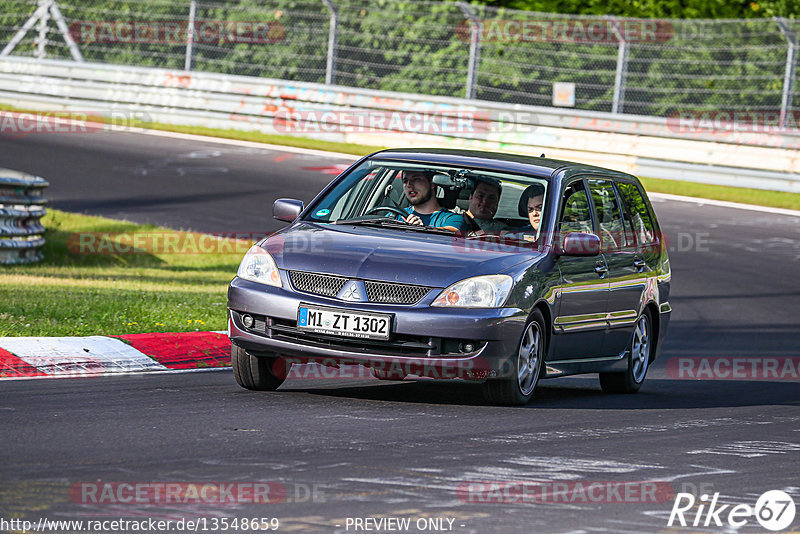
[0,331,231,379]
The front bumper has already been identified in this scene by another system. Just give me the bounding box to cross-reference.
[655,301,671,361]
[227,277,528,379]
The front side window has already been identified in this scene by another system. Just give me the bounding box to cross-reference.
[558,181,593,236]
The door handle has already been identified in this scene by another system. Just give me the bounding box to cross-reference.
[594,264,608,276]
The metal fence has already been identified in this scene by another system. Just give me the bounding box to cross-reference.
[0,0,798,125]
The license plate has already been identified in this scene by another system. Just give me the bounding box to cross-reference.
[297,305,391,340]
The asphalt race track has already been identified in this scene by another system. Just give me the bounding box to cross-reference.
[1,128,799,533]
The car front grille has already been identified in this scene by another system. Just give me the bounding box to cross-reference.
[288,271,346,298]
[288,271,431,305]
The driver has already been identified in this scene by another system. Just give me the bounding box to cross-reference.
[399,170,468,234]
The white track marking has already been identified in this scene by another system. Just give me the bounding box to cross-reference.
[117,125,360,160]
[688,441,800,458]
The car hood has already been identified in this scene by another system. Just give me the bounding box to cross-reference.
[261,222,543,288]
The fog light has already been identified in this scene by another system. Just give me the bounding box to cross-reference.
[459,342,476,353]
[242,314,254,328]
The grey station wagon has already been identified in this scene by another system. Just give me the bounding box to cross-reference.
[227,149,671,405]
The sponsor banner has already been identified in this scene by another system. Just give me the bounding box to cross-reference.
[666,357,800,381]
[457,480,675,504]
[68,21,286,44]
[456,18,673,44]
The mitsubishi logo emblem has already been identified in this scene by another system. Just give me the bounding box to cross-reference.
[337,280,368,302]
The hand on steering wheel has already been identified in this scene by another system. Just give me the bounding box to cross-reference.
[365,206,409,219]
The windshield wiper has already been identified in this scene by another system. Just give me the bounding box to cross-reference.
[334,216,390,225]
[334,217,456,235]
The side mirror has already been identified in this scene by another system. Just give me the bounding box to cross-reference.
[273,198,304,222]
[561,232,601,257]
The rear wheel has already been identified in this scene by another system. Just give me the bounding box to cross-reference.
[599,309,652,393]
[483,309,546,406]
[231,343,285,391]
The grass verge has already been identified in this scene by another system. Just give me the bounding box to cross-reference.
[2,104,799,210]
[640,176,800,211]
[0,210,246,337]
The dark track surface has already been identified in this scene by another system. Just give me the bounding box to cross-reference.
[1,129,799,533]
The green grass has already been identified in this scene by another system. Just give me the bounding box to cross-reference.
[3,104,799,212]
[0,210,247,337]
[639,176,800,211]
[134,121,385,156]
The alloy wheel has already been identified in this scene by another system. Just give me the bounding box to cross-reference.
[631,315,650,383]
[517,321,542,396]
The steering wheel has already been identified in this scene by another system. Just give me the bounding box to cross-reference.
[365,206,408,219]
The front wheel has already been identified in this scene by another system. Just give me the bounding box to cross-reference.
[599,309,653,393]
[483,309,546,406]
[231,344,286,391]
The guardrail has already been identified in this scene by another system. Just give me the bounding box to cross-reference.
[0,168,48,265]
[0,56,798,193]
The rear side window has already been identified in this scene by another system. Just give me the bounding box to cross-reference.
[587,179,626,251]
[617,182,656,245]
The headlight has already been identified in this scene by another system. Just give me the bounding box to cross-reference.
[236,245,282,287]
[431,275,513,308]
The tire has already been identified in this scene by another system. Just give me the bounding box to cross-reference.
[483,309,546,406]
[599,308,653,394]
[231,343,285,391]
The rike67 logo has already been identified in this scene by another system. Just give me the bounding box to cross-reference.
[668,490,796,531]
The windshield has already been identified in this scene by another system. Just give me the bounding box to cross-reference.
[305,159,550,246]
